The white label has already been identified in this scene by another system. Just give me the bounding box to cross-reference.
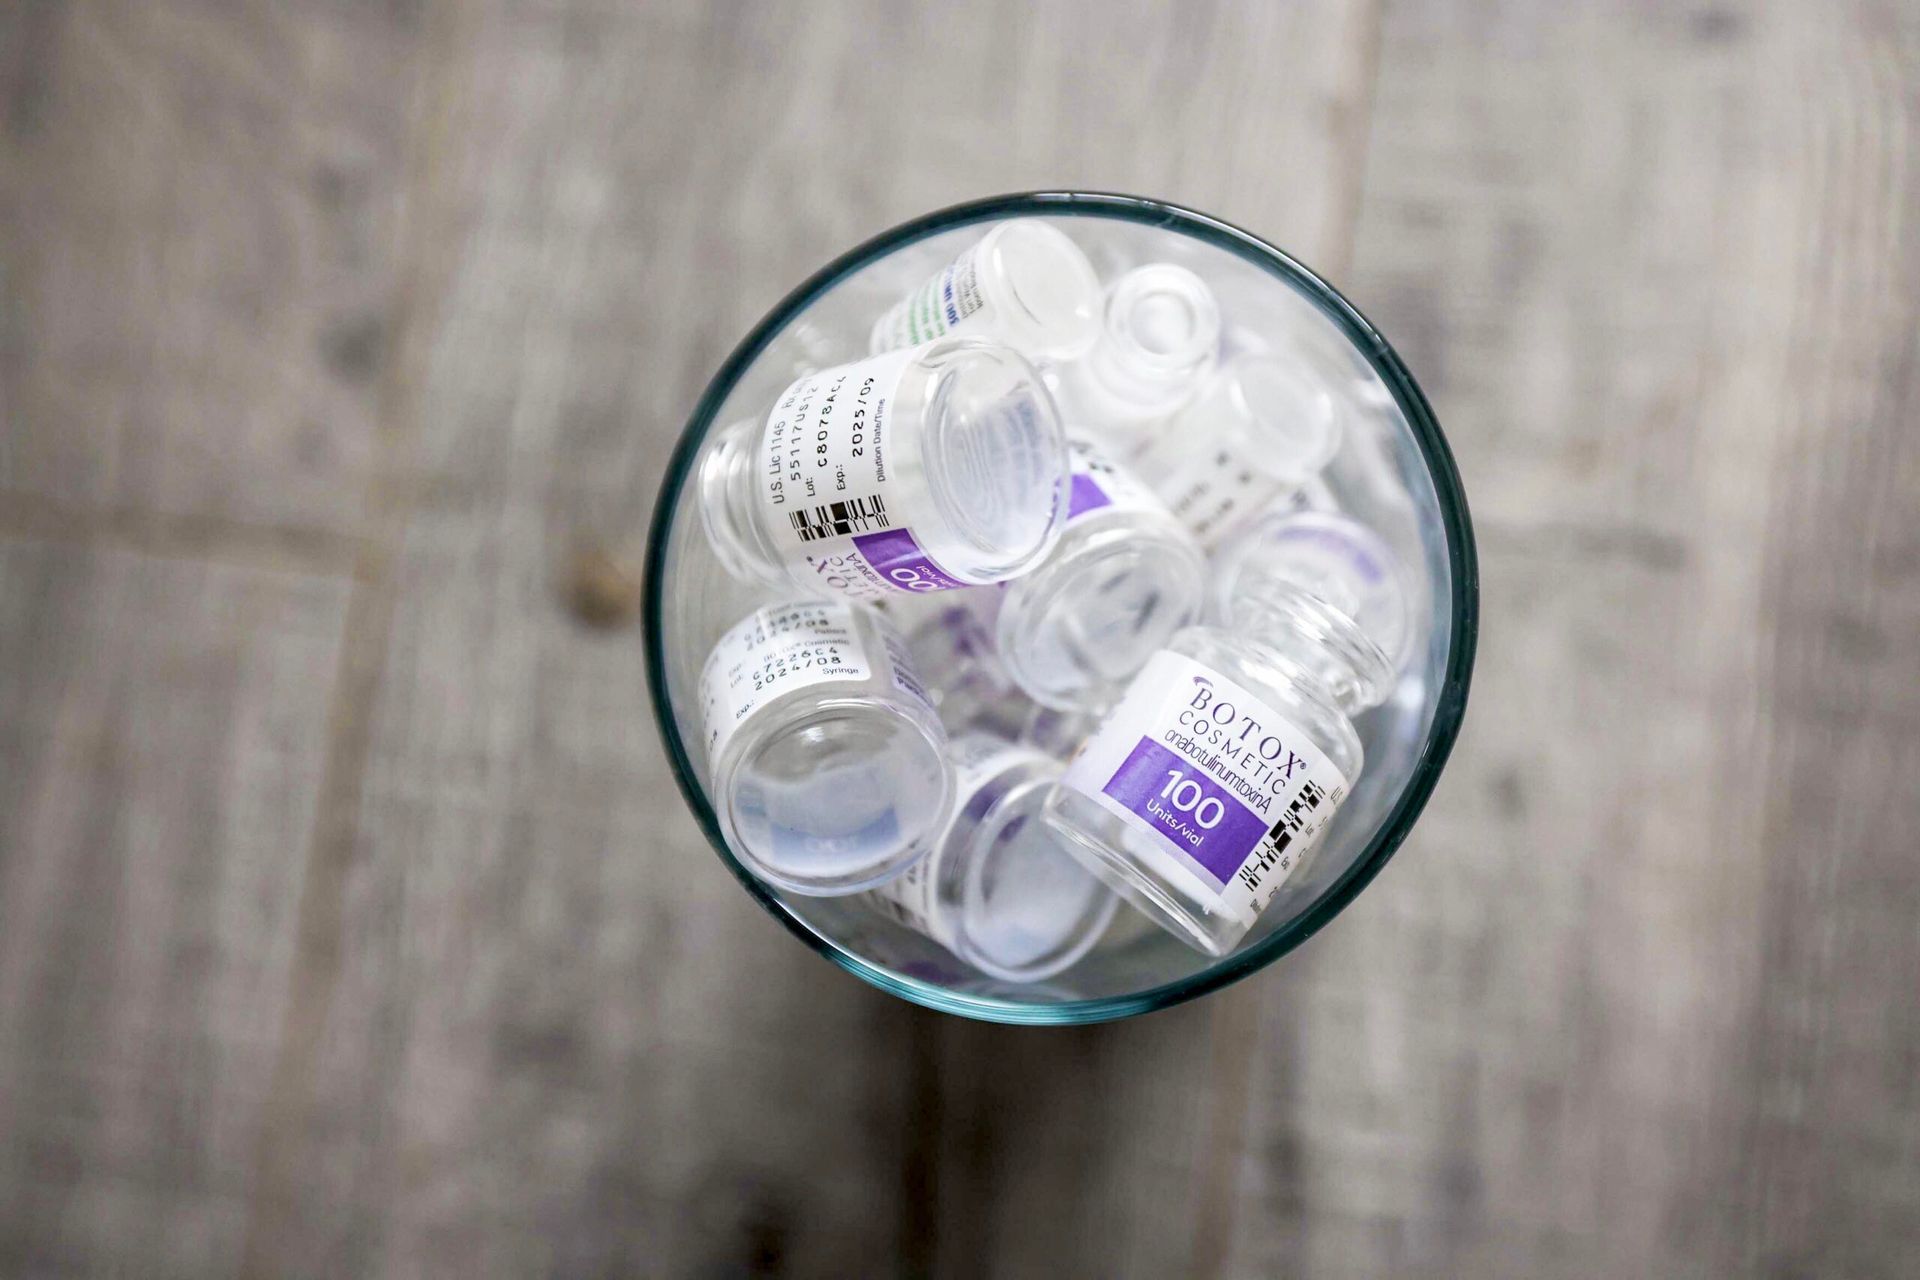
[1061,650,1349,927]
[1064,433,1166,524]
[865,849,950,945]
[870,242,986,352]
[698,602,871,763]
[866,734,1051,946]
[758,347,973,601]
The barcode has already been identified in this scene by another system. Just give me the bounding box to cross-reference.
[1272,779,1328,838]
[1237,780,1332,896]
[788,495,890,543]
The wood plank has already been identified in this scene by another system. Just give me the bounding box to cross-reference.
[393,0,1377,525]
[246,489,926,1275]
[0,0,421,536]
[917,1001,1240,1279]
[0,538,351,1276]
[13,1,1919,1275]
[1222,3,1920,1274]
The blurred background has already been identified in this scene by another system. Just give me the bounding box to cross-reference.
[2,1,1918,1276]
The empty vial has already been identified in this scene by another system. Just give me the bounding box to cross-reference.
[699,339,1070,602]
[700,599,953,896]
[869,219,1101,362]
[864,733,1118,982]
[1038,511,1412,956]
[1135,354,1348,548]
[1053,263,1222,452]
[995,433,1209,712]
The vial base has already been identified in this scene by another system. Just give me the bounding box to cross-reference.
[1041,785,1249,957]
[996,519,1206,712]
[722,699,951,896]
[953,768,1118,982]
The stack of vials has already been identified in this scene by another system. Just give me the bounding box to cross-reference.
[694,219,1415,978]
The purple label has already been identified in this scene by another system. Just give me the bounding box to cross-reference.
[853,527,967,592]
[1101,737,1271,885]
[1066,473,1112,521]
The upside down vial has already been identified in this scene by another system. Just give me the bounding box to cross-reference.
[864,733,1118,982]
[1137,353,1348,547]
[993,433,1208,712]
[699,600,954,896]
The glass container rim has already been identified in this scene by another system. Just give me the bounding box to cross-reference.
[642,191,1480,1026]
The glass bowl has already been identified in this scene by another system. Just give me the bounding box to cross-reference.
[643,193,1477,1024]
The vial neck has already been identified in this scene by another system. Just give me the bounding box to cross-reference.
[1079,328,1213,415]
[698,418,782,584]
[1073,266,1220,417]
[1229,583,1397,716]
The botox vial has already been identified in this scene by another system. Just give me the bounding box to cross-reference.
[995,434,1208,712]
[865,734,1118,982]
[699,339,1070,602]
[1039,511,1412,956]
[1135,354,1348,547]
[870,219,1102,362]
[700,600,954,896]
[1054,264,1222,452]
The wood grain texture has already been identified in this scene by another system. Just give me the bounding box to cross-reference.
[244,490,923,1277]
[3,0,1919,1276]
[0,539,350,1276]
[1219,3,1920,1275]
[0,0,419,536]
[234,2,1383,1276]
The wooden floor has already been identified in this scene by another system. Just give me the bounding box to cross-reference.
[3,1,1918,1275]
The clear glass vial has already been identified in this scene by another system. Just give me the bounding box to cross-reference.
[699,339,1070,602]
[865,734,1118,982]
[995,434,1208,712]
[700,599,954,896]
[1135,354,1348,547]
[1039,511,1412,956]
[1054,263,1222,451]
[869,219,1102,361]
